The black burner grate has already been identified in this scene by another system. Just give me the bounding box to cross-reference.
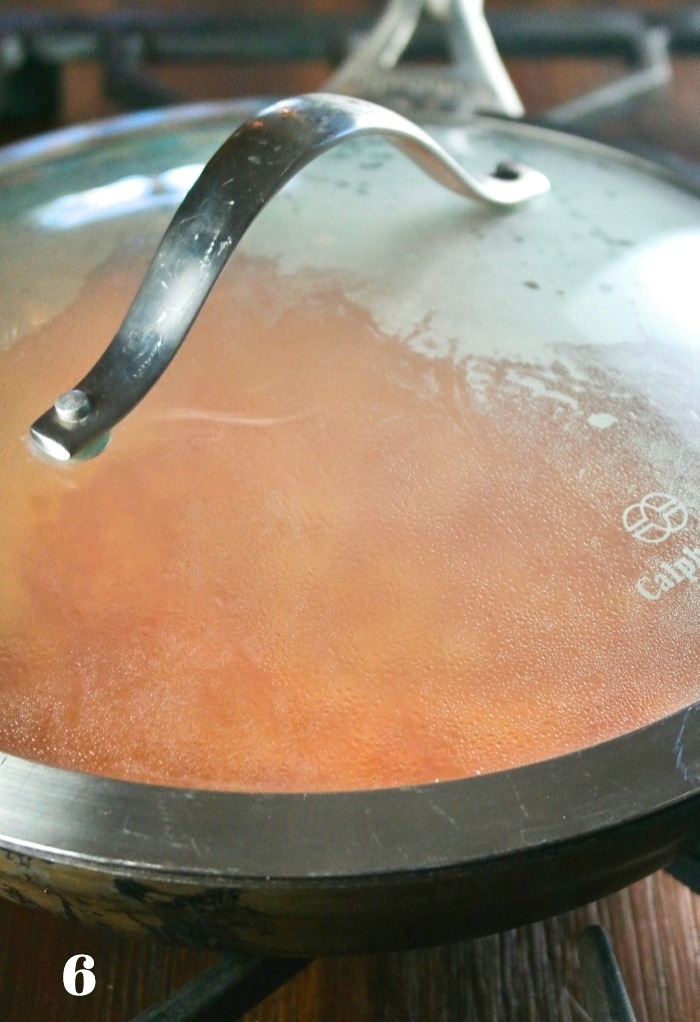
[127,905,699,1022]
[1,7,699,125]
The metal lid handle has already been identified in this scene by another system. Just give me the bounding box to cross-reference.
[29,93,548,462]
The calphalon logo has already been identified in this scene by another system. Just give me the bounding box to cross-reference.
[622,492,688,544]
[622,492,698,601]
[636,544,700,602]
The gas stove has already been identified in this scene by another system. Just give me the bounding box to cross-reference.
[0,4,698,1021]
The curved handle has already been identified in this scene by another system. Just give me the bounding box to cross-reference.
[327,0,524,119]
[29,93,549,462]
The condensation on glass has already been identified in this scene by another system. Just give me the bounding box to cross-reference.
[0,114,698,792]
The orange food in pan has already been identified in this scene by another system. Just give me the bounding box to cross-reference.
[0,257,697,791]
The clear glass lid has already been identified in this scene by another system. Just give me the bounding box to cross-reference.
[0,108,698,792]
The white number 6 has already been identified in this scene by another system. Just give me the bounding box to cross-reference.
[63,954,96,996]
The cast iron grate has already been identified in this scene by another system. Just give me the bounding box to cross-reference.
[122,847,700,1020]
[1,7,699,128]
[127,904,699,1022]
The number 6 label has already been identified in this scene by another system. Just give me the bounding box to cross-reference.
[63,954,96,996]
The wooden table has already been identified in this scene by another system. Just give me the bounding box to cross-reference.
[0,869,697,1021]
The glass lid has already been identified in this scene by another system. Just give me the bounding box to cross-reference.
[0,105,698,793]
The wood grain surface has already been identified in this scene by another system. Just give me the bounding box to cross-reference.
[0,2,698,1020]
[0,869,697,1021]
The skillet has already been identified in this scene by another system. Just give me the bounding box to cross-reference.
[0,0,697,954]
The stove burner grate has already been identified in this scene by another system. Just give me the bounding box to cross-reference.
[127,857,699,1022]
[0,7,699,129]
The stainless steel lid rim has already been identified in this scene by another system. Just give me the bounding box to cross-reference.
[0,792,694,956]
[0,101,263,176]
[0,702,697,882]
[1,100,699,202]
